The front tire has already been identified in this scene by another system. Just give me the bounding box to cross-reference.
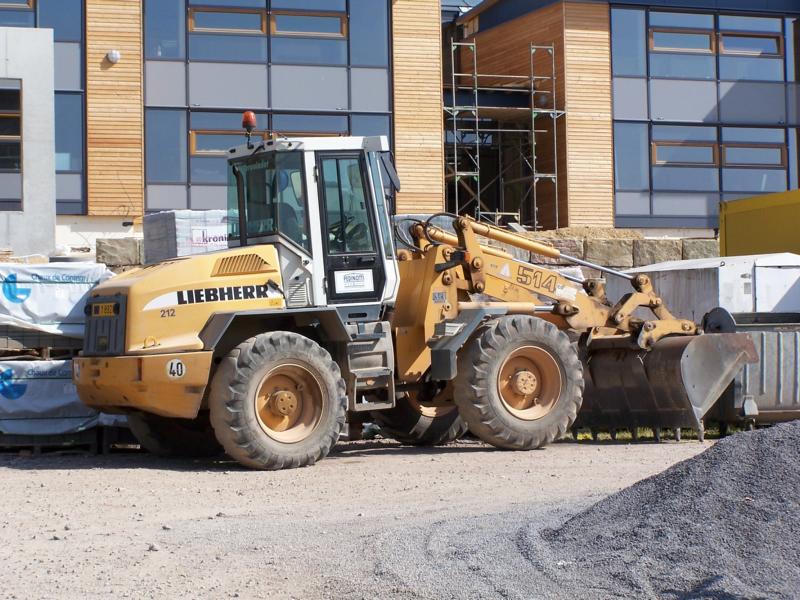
[453,315,584,450]
[209,332,347,470]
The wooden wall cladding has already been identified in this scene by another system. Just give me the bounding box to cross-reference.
[392,0,446,214]
[85,0,144,217]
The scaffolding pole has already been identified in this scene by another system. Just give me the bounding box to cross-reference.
[444,38,565,229]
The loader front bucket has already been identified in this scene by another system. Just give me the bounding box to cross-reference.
[576,333,758,432]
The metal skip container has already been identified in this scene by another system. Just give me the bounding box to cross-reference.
[705,311,800,427]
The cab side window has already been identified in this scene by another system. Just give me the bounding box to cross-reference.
[320,156,375,254]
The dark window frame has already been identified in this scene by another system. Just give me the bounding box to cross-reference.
[270,10,347,39]
[651,141,719,167]
[188,6,267,35]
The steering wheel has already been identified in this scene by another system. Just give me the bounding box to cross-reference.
[328,215,355,246]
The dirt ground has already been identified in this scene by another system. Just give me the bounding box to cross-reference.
[0,438,707,600]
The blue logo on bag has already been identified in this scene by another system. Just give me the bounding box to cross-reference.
[0,369,26,400]
[2,274,31,304]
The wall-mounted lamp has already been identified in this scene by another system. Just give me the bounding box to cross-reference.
[106,50,122,64]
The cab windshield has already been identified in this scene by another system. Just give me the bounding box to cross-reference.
[227,151,310,252]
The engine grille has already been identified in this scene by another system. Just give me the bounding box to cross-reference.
[83,294,127,356]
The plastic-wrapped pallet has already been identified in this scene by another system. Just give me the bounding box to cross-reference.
[0,360,100,435]
[143,210,230,264]
[0,262,113,338]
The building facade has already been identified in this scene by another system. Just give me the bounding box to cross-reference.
[0,0,445,252]
[452,0,800,232]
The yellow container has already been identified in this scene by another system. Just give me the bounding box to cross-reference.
[720,190,800,257]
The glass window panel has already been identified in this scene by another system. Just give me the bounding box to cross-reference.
[611,9,646,76]
[367,152,393,258]
[191,111,266,131]
[54,42,82,92]
[0,0,31,4]
[719,82,786,124]
[615,191,650,216]
[145,61,186,107]
[271,66,347,111]
[650,54,716,80]
[272,113,347,133]
[722,127,784,143]
[351,115,390,137]
[650,80,718,122]
[351,68,389,112]
[191,156,228,183]
[321,157,375,254]
[350,0,389,68]
[655,144,715,165]
[652,193,719,216]
[724,146,784,166]
[0,140,21,170]
[723,168,787,192]
[146,109,187,183]
[55,94,83,171]
[188,34,267,62]
[230,152,310,250]
[720,56,784,81]
[652,125,716,142]
[0,117,20,136]
[189,0,264,6]
[38,0,82,42]
[0,88,20,112]
[652,31,712,52]
[273,14,342,35]
[787,18,796,83]
[613,77,648,120]
[0,10,34,27]
[270,37,346,65]
[652,166,719,191]
[188,63,268,109]
[145,0,185,59]
[614,123,650,190]
[271,0,345,10]
[719,15,782,33]
[192,10,264,33]
[649,12,713,29]
[721,35,780,56]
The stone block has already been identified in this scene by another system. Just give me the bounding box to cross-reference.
[529,238,585,266]
[682,238,719,260]
[584,239,634,269]
[96,238,142,267]
[633,239,682,267]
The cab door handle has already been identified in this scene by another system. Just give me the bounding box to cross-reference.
[358,256,376,265]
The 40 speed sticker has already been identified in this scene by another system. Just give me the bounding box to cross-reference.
[166,359,186,380]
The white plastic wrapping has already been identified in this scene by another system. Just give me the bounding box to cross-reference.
[0,360,99,435]
[0,262,114,338]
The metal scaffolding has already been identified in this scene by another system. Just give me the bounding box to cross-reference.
[444,40,565,229]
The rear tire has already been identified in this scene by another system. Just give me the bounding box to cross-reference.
[371,383,467,446]
[209,332,346,470]
[127,411,222,458]
[454,315,584,450]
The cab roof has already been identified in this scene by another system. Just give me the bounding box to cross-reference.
[227,135,390,162]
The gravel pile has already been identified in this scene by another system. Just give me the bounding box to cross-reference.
[542,421,800,599]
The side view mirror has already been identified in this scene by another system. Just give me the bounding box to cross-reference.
[380,153,401,193]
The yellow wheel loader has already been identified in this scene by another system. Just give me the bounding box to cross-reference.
[73,116,757,469]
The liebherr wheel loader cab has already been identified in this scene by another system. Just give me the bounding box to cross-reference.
[74,114,758,470]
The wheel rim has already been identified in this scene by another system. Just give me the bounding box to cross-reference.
[497,345,562,421]
[407,381,457,418]
[254,363,325,443]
